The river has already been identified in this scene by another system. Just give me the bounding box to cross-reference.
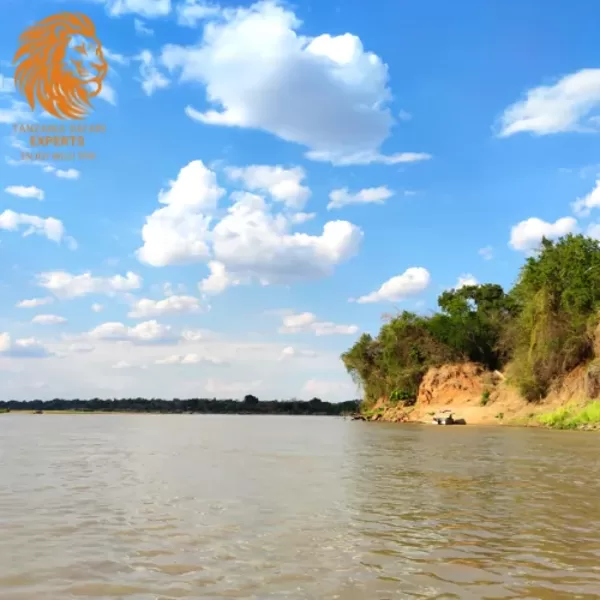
[1,414,599,599]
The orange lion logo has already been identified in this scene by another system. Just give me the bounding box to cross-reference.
[13,12,108,120]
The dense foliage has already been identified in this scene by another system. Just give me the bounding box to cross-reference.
[342,234,600,405]
[0,396,359,415]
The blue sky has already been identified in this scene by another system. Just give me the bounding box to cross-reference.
[1,0,600,401]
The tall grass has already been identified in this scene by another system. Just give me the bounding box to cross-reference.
[537,401,600,429]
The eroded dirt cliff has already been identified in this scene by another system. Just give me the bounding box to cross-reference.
[365,361,591,426]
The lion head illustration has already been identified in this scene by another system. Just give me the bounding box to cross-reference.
[13,12,108,120]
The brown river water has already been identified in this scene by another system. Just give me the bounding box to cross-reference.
[0,414,599,599]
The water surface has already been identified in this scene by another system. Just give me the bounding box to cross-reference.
[1,415,599,599]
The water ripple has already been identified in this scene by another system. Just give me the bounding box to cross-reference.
[1,415,599,598]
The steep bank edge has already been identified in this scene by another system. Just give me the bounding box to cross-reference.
[362,362,595,427]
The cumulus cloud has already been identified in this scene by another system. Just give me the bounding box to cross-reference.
[94,0,171,18]
[69,343,95,354]
[134,18,154,36]
[0,210,66,243]
[39,165,81,180]
[87,320,177,344]
[98,82,118,106]
[290,212,316,225]
[103,47,130,65]
[31,314,67,325]
[137,50,170,96]
[327,186,393,210]
[0,100,35,124]
[509,217,578,252]
[113,360,133,369]
[55,168,80,180]
[155,353,226,365]
[0,333,50,358]
[497,69,600,137]
[5,185,44,200]
[16,297,53,308]
[278,312,358,336]
[92,303,104,313]
[225,165,310,210]
[354,267,431,303]
[160,1,430,165]
[37,271,142,298]
[128,294,207,318]
[137,160,224,266]
[200,261,242,294]
[177,0,222,26]
[137,160,363,290]
[279,346,317,360]
[572,179,600,217]
[454,274,478,289]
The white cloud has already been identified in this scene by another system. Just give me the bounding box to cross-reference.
[454,274,478,289]
[0,75,15,94]
[225,165,310,210]
[138,50,170,95]
[137,160,224,266]
[128,294,207,318]
[155,353,226,365]
[306,150,431,167]
[69,343,95,354]
[5,185,44,200]
[586,223,600,240]
[290,212,316,225]
[301,378,353,399]
[572,179,600,217]
[479,246,493,260]
[0,100,35,124]
[113,360,133,369]
[55,168,81,180]
[0,210,66,243]
[95,0,171,18]
[161,1,430,165]
[278,312,358,336]
[355,267,431,304]
[498,69,600,137]
[327,186,393,210]
[200,261,242,294]
[88,320,176,344]
[279,346,317,360]
[36,271,143,298]
[137,160,363,289]
[398,109,412,121]
[177,0,222,26]
[509,217,578,252]
[98,82,118,106]
[31,314,67,325]
[180,330,205,343]
[92,303,104,313]
[134,18,154,35]
[16,297,53,308]
[103,47,130,65]
[0,333,50,358]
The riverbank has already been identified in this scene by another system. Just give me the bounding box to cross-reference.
[359,362,600,430]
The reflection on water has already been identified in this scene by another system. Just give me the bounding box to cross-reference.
[0,415,599,598]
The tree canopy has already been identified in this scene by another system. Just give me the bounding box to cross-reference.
[342,234,600,405]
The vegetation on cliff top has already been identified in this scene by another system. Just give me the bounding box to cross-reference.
[342,234,600,407]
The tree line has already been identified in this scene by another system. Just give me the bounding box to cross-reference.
[342,234,600,406]
[0,395,360,415]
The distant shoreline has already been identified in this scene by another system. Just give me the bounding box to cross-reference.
[0,397,359,417]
